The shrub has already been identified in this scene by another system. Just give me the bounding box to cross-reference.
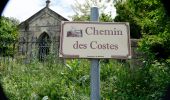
[138,32,170,63]
[0,59,170,99]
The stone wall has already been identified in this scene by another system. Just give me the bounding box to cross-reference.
[130,39,143,67]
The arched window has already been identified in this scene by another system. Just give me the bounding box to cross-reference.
[38,32,51,61]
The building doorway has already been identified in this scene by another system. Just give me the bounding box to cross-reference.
[38,32,50,61]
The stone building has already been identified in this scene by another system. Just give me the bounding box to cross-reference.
[18,0,68,60]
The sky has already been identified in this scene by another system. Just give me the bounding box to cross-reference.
[2,0,116,22]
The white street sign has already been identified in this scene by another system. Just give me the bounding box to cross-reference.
[59,21,131,59]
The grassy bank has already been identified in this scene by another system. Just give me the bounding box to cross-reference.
[0,59,170,100]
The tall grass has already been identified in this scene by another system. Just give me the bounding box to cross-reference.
[0,58,170,100]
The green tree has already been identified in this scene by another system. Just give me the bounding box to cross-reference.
[114,0,169,38]
[71,0,114,22]
[72,12,113,22]
[100,13,113,22]
[114,0,170,62]
[0,16,19,41]
[114,0,141,38]
[0,16,19,56]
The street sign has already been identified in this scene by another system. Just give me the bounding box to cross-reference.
[59,21,131,59]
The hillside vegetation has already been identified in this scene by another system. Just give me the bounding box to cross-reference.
[0,59,170,100]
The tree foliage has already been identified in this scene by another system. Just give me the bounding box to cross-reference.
[0,16,19,56]
[71,0,111,16]
[72,12,113,22]
[114,0,166,38]
[0,16,19,41]
[71,0,114,22]
[114,0,170,61]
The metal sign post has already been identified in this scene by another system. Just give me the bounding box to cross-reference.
[59,6,131,100]
[90,7,100,100]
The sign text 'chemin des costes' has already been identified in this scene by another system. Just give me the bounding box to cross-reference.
[59,21,131,59]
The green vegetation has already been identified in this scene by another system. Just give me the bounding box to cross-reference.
[0,16,19,56]
[71,0,113,21]
[0,16,19,41]
[114,0,170,62]
[0,59,170,100]
[114,0,166,38]
[0,0,170,99]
